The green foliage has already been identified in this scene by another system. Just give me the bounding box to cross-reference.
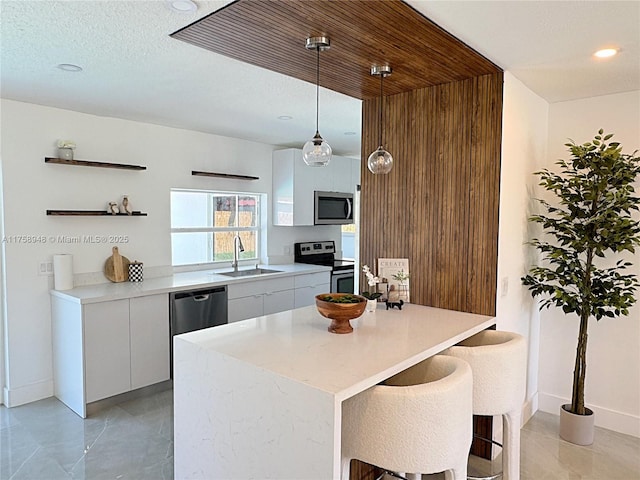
[522,130,640,320]
[361,291,382,300]
[522,130,640,416]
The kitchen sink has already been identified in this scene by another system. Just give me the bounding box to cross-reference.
[217,268,283,278]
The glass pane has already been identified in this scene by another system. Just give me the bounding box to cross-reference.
[341,223,356,260]
[213,231,258,262]
[213,195,237,228]
[171,232,213,265]
[171,191,212,228]
[238,196,258,228]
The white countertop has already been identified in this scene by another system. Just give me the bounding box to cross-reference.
[176,303,495,401]
[50,263,331,304]
[173,303,495,479]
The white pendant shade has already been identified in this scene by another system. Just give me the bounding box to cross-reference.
[367,146,393,174]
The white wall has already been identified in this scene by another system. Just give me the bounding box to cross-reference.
[498,72,549,423]
[0,99,341,406]
[538,91,640,437]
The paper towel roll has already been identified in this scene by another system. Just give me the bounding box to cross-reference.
[53,254,74,290]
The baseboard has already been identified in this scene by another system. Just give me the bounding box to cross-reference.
[538,392,640,438]
[521,392,538,426]
[3,379,53,407]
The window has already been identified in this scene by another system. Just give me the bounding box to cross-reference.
[171,189,260,266]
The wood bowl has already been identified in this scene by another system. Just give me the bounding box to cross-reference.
[315,293,367,334]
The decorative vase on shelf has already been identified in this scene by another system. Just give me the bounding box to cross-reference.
[58,147,74,160]
[366,299,377,312]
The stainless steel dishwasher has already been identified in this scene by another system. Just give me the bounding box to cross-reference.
[170,285,228,376]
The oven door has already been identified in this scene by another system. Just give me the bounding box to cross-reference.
[331,270,354,294]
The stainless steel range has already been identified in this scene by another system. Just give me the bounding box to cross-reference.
[294,240,355,293]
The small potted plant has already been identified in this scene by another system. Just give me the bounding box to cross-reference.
[361,265,382,312]
[522,130,640,445]
[57,140,76,160]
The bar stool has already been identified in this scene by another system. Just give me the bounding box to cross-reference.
[442,330,527,480]
[341,355,473,480]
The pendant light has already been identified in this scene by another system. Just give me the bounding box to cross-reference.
[367,65,393,174]
[302,36,332,167]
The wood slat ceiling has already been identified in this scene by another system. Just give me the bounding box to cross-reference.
[171,0,502,100]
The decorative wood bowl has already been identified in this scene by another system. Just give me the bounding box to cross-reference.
[315,293,367,334]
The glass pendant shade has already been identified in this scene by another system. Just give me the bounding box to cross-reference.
[303,131,332,167]
[367,146,394,174]
[368,65,393,175]
[303,36,332,167]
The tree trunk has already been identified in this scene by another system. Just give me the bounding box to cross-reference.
[571,309,589,415]
[571,247,593,416]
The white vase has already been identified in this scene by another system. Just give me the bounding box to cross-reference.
[366,299,377,312]
[58,147,74,160]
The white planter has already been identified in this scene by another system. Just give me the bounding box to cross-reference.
[559,404,594,445]
[366,299,377,312]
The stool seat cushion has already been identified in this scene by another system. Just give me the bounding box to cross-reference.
[342,355,472,478]
[442,330,526,416]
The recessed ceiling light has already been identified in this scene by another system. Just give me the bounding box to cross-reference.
[594,48,618,58]
[56,63,83,72]
[277,115,293,120]
[167,0,197,13]
[344,131,357,136]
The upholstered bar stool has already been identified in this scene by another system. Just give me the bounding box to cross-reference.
[341,355,473,480]
[443,330,527,480]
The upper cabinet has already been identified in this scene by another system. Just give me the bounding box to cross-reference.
[272,148,360,226]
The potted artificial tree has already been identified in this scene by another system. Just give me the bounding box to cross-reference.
[522,130,640,445]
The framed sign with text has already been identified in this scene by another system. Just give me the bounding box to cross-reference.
[377,258,410,303]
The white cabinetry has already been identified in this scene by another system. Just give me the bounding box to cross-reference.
[227,271,330,322]
[273,148,359,226]
[130,295,170,390]
[228,276,295,323]
[52,293,170,417]
[84,299,130,403]
[294,272,331,308]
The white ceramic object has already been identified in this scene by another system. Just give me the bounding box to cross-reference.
[341,355,473,480]
[559,404,594,445]
[443,330,527,480]
[366,299,377,312]
[58,147,73,160]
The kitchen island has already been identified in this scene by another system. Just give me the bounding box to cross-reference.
[173,303,494,479]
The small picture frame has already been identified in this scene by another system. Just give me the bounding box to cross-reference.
[377,258,410,303]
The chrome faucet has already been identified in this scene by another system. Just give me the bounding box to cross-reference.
[232,234,244,271]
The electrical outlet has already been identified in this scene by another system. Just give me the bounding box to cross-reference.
[283,245,292,255]
[38,261,53,276]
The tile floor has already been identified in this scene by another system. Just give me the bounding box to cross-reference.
[1,389,639,479]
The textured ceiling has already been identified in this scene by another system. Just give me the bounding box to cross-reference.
[1,1,638,157]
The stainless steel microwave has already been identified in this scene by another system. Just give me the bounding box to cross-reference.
[314,191,354,225]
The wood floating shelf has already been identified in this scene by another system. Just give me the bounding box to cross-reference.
[46,210,148,216]
[45,157,147,171]
[192,170,259,181]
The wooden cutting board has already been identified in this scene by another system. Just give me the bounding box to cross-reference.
[104,246,131,282]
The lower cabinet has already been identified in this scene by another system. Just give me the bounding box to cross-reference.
[84,299,131,403]
[294,272,331,308]
[228,276,295,323]
[227,271,330,323]
[129,295,170,390]
[52,293,170,417]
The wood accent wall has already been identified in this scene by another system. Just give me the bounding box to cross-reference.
[360,72,503,316]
